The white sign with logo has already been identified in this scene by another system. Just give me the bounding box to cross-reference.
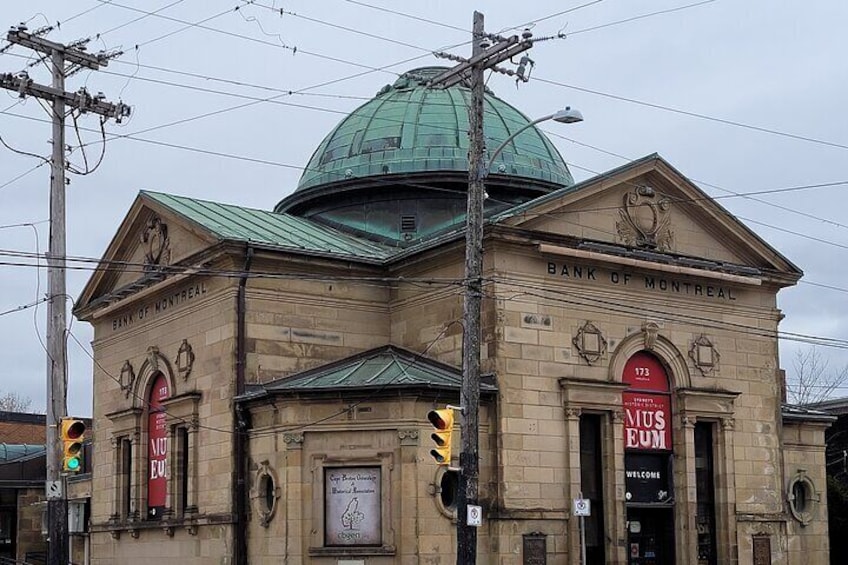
[573,498,591,517]
[467,504,482,527]
[325,467,382,546]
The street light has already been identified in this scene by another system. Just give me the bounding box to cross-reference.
[455,104,584,561]
[485,107,584,175]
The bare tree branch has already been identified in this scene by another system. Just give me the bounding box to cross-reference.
[0,390,34,413]
[787,347,848,405]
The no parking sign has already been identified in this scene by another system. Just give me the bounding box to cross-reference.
[573,498,591,516]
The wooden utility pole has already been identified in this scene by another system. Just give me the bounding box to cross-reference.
[428,12,534,564]
[1,25,129,564]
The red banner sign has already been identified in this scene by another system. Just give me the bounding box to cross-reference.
[623,352,672,451]
[147,373,169,518]
[622,352,669,392]
[623,392,672,450]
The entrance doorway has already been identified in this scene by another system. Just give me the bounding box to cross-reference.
[626,507,675,565]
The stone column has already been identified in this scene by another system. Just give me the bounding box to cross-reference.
[718,417,738,565]
[609,410,628,565]
[283,432,304,559]
[676,414,698,565]
[131,431,142,523]
[398,428,420,560]
[565,407,581,565]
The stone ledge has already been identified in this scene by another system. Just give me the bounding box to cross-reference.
[308,545,396,557]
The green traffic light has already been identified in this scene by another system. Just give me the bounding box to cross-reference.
[66,457,80,471]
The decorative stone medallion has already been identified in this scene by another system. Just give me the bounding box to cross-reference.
[616,185,673,250]
[689,334,720,375]
[120,360,135,398]
[175,339,195,380]
[572,321,607,365]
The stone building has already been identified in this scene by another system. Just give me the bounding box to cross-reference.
[74,67,831,564]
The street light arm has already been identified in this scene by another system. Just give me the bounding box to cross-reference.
[484,107,583,177]
[486,113,555,173]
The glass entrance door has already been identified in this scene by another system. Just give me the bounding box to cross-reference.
[626,507,675,565]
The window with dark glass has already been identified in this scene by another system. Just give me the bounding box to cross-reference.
[176,426,189,516]
[0,488,16,558]
[695,422,717,565]
[119,437,132,518]
[580,413,606,564]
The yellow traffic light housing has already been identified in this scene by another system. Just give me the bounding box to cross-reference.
[60,417,86,472]
[427,408,454,465]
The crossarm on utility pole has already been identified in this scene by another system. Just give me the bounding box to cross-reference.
[428,37,532,89]
[7,29,104,69]
[0,73,130,120]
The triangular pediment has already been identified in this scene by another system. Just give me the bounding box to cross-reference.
[494,154,801,282]
[75,193,218,317]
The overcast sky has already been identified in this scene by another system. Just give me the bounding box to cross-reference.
[1,0,847,416]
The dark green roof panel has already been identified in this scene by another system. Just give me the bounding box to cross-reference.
[297,67,573,191]
[263,345,497,393]
[142,191,394,260]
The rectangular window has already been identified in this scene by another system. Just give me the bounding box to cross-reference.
[176,427,189,515]
[579,414,606,564]
[324,467,381,546]
[695,422,717,565]
[120,437,132,519]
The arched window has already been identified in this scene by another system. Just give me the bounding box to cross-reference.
[147,372,169,520]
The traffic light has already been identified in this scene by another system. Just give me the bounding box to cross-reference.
[427,408,454,465]
[60,417,86,472]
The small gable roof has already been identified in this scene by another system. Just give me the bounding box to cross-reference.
[242,345,496,398]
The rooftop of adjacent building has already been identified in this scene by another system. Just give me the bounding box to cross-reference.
[0,411,45,445]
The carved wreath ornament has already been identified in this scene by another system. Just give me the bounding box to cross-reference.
[616,186,674,251]
[141,215,171,270]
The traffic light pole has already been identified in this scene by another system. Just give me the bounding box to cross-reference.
[1,26,130,564]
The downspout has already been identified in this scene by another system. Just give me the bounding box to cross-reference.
[234,244,253,565]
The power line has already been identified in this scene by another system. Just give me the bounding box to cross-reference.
[8,105,848,262]
[499,0,607,33]
[94,0,188,39]
[0,297,48,318]
[341,0,468,34]
[545,130,848,231]
[0,162,48,191]
[485,276,848,350]
[6,105,848,248]
[101,0,404,77]
[65,315,465,440]
[567,0,717,35]
[252,3,431,52]
[534,75,848,152]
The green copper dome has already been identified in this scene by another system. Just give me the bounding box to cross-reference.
[274,67,574,247]
[295,67,573,192]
